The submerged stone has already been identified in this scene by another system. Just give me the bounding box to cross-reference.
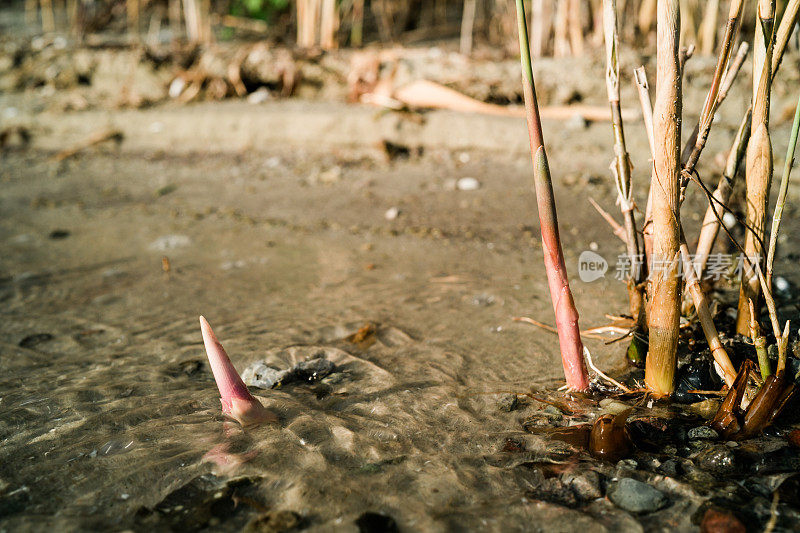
[608,478,668,513]
[695,446,738,476]
[688,426,719,440]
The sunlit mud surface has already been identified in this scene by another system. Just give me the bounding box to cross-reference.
[2,143,800,531]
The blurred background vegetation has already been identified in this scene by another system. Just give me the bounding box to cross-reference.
[6,0,798,57]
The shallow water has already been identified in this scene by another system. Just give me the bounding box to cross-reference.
[2,145,799,531]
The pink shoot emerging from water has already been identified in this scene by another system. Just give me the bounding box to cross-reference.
[199,316,277,427]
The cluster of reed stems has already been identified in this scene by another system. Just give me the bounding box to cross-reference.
[517,0,800,395]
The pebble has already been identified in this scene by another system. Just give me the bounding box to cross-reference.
[241,363,288,389]
[775,276,790,294]
[168,78,185,98]
[688,426,719,440]
[722,212,737,229]
[247,87,272,104]
[384,207,399,221]
[658,459,681,478]
[608,478,668,513]
[242,358,336,389]
[562,470,603,501]
[456,177,480,191]
[695,445,737,475]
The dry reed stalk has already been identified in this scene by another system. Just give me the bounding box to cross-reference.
[40,0,55,32]
[602,0,645,328]
[694,110,751,276]
[169,0,181,37]
[679,232,737,386]
[320,0,339,50]
[646,0,682,396]
[531,0,546,57]
[128,0,140,37]
[772,0,800,73]
[638,0,658,35]
[298,0,320,48]
[679,0,697,49]
[682,1,745,180]
[25,0,36,26]
[633,66,655,267]
[588,197,628,243]
[351,0,364,46]
[737,0,776,335]
[699,0,720,55]
[694,2,798,276]
[555,0,571,56]
[590,0,605,47]
[515,0,589,391]
[460,0,477,55]
[766,92,800,286]
[182,0,200,42]
[568,0,585,55]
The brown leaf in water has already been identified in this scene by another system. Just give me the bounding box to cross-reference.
[345,323,377,349]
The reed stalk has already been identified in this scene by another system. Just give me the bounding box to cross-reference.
[638,0,658,35]
[766,92,800,286]
[40,0,55,32]
[320,0,339,50]
[554,0,570,57]
[602,0,645,336]
[694,109,751,276]
[680,230,737,386]
[749,299,771,380]
[128,0,140,37]
[350,0,364,46]
[568,0,585,55]
[699,0,720,56]
[531,0,549,57]
[633,66,655,267]
[737,0,776,335]
[460,0,477,55]
[772,0,800,74]
[694,3,798,277]
[515,0,589,391]
[681,2,745,182]
[645,0,682,396]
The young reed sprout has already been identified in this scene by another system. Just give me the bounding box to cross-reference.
[749,299,771,380]
[515,0,589,392]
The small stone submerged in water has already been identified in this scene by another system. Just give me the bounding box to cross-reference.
[607,478,668,513]
[242,357,336,389]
